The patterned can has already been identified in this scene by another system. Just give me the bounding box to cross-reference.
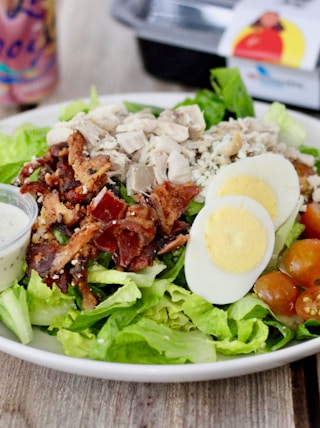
[0,0,58,106]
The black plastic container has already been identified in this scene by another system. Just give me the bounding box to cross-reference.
[136,38,225,88]
[112,0,236,88]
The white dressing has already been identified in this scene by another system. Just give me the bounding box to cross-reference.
[0,202,30,291]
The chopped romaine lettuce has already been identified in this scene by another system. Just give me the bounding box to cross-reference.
[182,294,233,340]
[105,317,216,364]
[210,67,255,119]
[0,124,49,183]
[296,318,320,340]
[263,101,307,147]
[0,281,33,344]
[268,196,305,269]
[176,67,255,128]
[27,270,76,326]
[50,308,95,358]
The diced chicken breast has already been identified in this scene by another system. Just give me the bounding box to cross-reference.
[167,150,192,185]
[116,130,147,154]
[154,121,189,142]
[149,152,168,184]
[88,104,128,133]
[126,164,156,196]
[47,126,73,146]
[116,117,157,134]
[160,105,206,140]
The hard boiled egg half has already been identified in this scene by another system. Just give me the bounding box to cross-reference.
[185,153,300,304]
[204,153,300,230]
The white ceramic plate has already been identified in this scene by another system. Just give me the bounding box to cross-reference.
[1,92,320,383]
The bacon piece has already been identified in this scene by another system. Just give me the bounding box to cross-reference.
[68,131,111,193]
[20,181,50,198]
[50,222,99,273]
[88,187,128,223]
[157,234,189,255]
[26,241,60,277]
[292,159,317,202]
[147,181,200,234]
[95,203,157,268]
[18,155,53,184]
[26,222,99,276]
[70,255,98,310]
[38,189,85,228]
[127,242,158,271]
[44,269,71,294]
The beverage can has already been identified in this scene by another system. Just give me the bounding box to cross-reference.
[0,0,58,106]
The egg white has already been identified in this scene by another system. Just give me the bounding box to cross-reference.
[185,195,275,304]
[204,153,300,230]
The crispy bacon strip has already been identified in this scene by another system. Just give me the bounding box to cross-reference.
[68,131,111,193]
[147,181,200,234]
[38,189,84,228]
[94,183,200,270]
[50,222,99,273]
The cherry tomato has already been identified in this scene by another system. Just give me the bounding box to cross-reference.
[254,271,299,316]
[281,239,320,288]
[295,286,320,321]
[300,202,320,239]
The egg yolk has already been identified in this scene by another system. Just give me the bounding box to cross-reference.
[204,205,268,274]
[217,176,278,222]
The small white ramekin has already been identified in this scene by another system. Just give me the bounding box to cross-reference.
[0,183,38,291]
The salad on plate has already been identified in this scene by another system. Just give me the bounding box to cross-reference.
[1,67,320,365]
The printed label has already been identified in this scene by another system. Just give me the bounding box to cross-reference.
[218,0,320,71]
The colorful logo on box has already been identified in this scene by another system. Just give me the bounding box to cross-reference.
[232,11,305,68]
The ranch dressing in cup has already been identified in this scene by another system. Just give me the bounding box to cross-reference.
[0,184,37,291]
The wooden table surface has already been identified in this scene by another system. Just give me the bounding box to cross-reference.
[0,1,320,427]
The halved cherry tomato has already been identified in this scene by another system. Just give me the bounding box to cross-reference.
[254,271,299,316]
[295,286,320,321]
[300,202,320,239]
[281,239,320,288]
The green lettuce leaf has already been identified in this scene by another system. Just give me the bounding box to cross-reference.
[296,319,320,340]
[88,259,166,288]
[142,283,194,332]
[50,308,95,358]
[0,281,33,344]
[210,67,255,119]
[227,294,270,320]
[69,279,141,331]
[215,318,269,355]
[263,101,307,147]
[264,319,295,352]
[0,124,49,183]
[124,101,164,117]
[88,278,169,360]
[27,270,75,326]
[268,196,304,269]
[182,294,233,340]
[106,317,216,364]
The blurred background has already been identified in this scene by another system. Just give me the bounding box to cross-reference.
[49,0,190,104]
[1,0,319,113]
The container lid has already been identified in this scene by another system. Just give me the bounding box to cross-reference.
[111,0,238,55]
